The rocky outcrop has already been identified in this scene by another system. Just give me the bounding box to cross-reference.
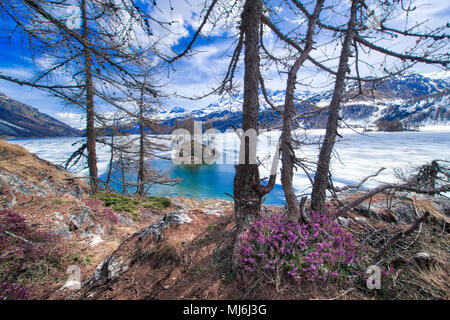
[88,210,193,287]
[0,139,102,241]
[137,211,192,242]
[0,140,88,209]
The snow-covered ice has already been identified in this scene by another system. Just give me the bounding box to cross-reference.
[8,129,450,199]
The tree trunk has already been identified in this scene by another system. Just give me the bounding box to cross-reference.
[281,64,300,219]
[105,116,116,189]
[137,101,145,196]
[310,0,358,212]
[81,0,99,193]
[120,150,127,195]
[233,0,263,230]
[280,0,324,219]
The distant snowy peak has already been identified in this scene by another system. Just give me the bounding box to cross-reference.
[156,106,191,120]
[161,88,311,121]
[337,75,450,129]
[170,107,188,114]
[155,73,449,130]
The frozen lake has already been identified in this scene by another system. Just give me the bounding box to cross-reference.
[7,129,450,205]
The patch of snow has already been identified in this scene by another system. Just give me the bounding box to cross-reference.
[0,120,29,132]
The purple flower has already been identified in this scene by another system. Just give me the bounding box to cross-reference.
[236,208,359,284]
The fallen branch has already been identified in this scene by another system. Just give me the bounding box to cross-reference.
[3,230,33,245]
[335,167,385,192]
[336,183,449,215]
[373,211,430,264]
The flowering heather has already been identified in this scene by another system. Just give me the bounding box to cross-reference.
[0,282,30,300]
[84,197,119,223]
[103,208,119,224]
[0,210,61,300]
[237,210,358,283]
[82,198,103,211]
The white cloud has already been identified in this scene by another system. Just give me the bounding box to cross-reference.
[54,112,85,129]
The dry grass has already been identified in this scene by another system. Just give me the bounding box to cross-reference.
[0,139,28,158]
[0,139,89,192]
[346,212,449,300]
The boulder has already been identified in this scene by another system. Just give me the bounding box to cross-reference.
[389,201,415,224]
[137,211,192,242]
[68,207,93,231]
[355,198,417,225]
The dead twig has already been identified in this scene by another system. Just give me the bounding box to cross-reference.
[373,211,430,264]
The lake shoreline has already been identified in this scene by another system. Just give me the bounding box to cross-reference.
[7,129,450,205]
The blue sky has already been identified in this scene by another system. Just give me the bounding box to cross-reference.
[0,0,448,129]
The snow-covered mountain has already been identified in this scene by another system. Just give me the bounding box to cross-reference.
[157,73,449,131]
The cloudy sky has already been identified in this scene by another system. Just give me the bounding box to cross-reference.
[0,0,448,129]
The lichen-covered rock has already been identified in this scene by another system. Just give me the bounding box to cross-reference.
[389,201,415,224]
[138,211,192,242]
[68,207,93,231]
[0,169,47,197]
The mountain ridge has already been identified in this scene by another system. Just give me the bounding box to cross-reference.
[157,73,450,131]
[1,73,448,137]
[0,93,82,138]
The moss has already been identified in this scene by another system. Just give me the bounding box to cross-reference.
[94,193,171,212]
[142,196,171,210]
[92,193,171,220]
[83,256,92,266]
[93,193,141,213]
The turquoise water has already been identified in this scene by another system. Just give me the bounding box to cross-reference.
[100,158,287,205]
[9,130,450,206]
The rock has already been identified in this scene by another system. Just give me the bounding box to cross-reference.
[396,191,431,201]
[137,211,192,242]
[414,252,431,261]
[203,209,224,216]
[68,207,93,230]
[94,224,105,235]
[389,201,415,224]
[355,198,417,225]
[53,211,65,221]
[93,259,106,281]
[96,256,128,281]
[0,192,16,210]
[0,169,47,197]
[88,235,104,246]
[353,217,368,224]
[432,198,450,216]
[355,201,386,220]
[81,230,93,239]
[116,213,136,226]
[51,212,72,238]
[92,256,128,282]
[336,216,350,228]
[59,279,81,291]
[90,211,192,286]
[54,223,72,239]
